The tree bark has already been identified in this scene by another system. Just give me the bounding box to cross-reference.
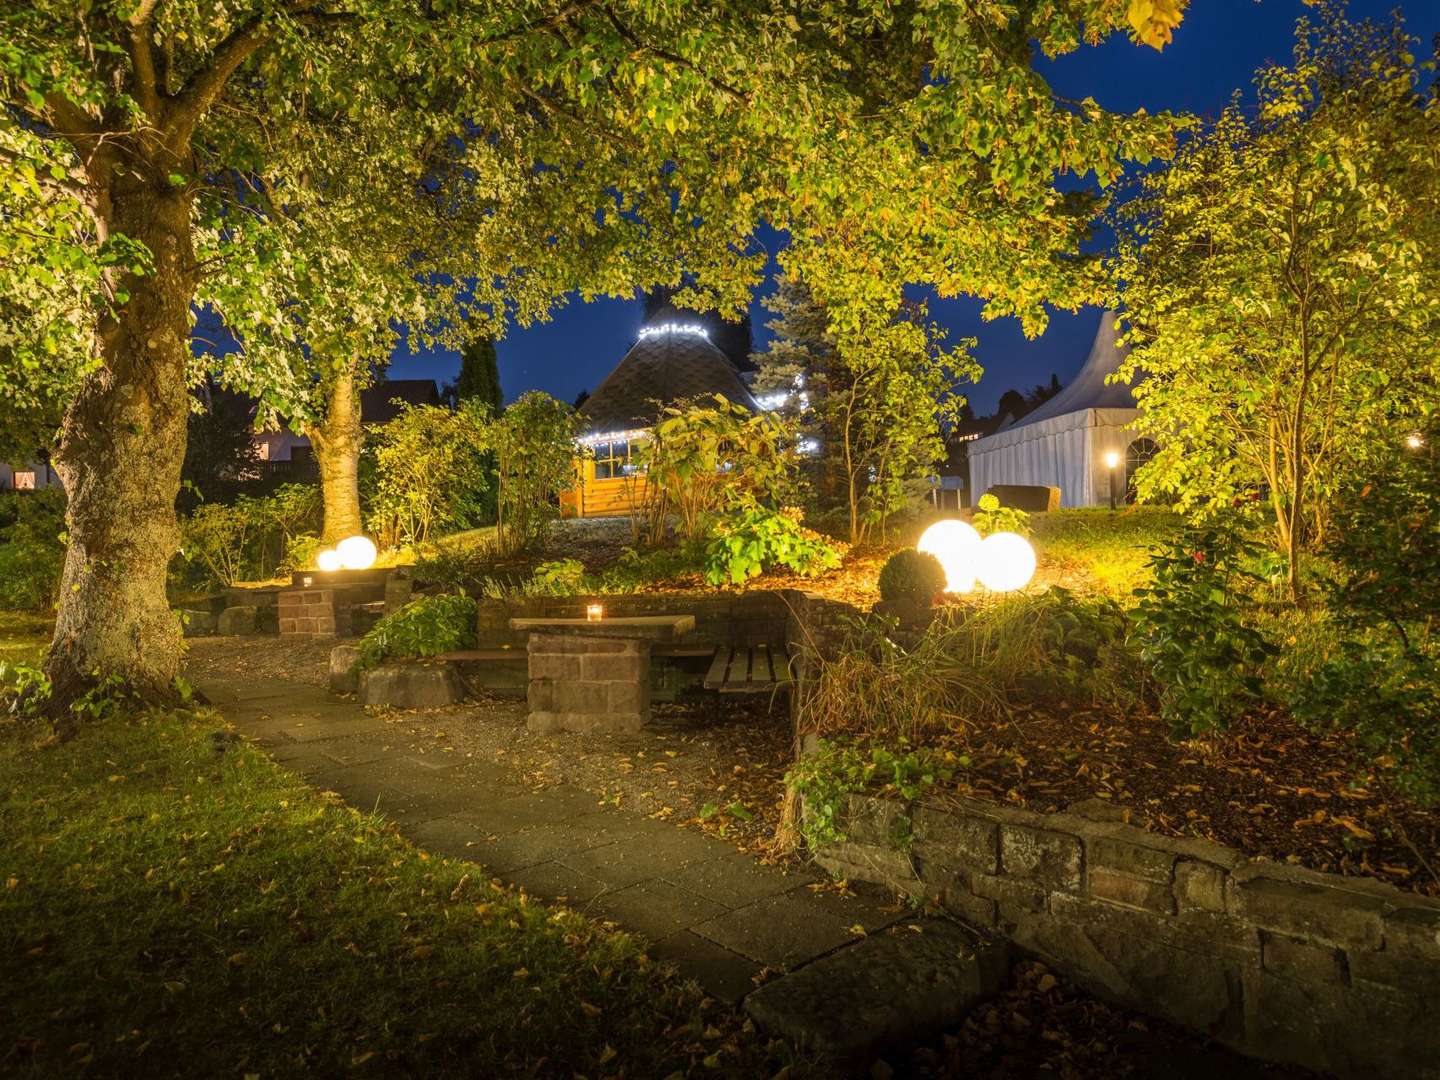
[47,165,196,706]
[306,367,364,545]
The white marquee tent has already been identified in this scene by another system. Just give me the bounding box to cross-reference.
[968,311,1146,509]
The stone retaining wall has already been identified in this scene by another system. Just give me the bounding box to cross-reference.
[814,790,1440,1078]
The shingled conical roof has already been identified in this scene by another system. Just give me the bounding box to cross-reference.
[578,323,760,435]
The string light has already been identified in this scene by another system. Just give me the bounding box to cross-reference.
[638,322,709,339]
[576,427,649,448]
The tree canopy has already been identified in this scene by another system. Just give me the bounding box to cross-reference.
[1111,5,1440,592]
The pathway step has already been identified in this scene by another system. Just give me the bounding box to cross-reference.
[743,917,1009,1061]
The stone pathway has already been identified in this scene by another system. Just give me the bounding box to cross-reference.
[193,671,999,1027]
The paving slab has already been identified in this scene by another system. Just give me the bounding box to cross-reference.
[647,931,765,1005]
[472,822,624,873]
[664,851,821,909]
[691,887,867,970]
[588,879,730,941]
[743,918,1009,1060]
[505,860,613,907]
[560,825,735,889]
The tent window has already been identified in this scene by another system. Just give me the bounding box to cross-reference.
[1125,438,1159,501]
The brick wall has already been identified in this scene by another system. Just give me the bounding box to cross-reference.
[525,631,649,734]
[811,790,1440,1078]
[277,588,341,637]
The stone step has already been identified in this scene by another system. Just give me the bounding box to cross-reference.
[743,917,1009,1062]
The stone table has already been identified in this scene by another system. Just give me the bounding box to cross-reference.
[510,615,695,734]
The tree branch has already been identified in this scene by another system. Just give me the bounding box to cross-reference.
[601,4,749,103]
[168,17,276,149]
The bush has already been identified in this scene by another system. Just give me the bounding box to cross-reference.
[491,392,576,556]
[971,492,1030,537]
[877,549,946,608]
[702,504,842,586]
[1129,525,1276,737]
[0,490,66,611]
[368,399,493,547]
[177,484,321,588]
[353,593,476,672]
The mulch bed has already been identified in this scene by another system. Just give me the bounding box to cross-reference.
[933,702,1440,896]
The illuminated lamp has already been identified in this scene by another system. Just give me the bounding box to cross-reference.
[586,603,604,622]
[916,519,981,593]
[337,535,378,571]
[976,531,1037,592]
[1406,433,1424,450]
[316,548,342,572]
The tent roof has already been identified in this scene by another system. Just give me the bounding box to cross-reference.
[578,325,760,434]
[1001,311,1136,433]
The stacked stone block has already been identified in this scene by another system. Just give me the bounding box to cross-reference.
[525,632,650,734]
[277,587,342,638]
[812,790,1440,1080]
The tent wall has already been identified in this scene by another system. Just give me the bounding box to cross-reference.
[969,408,1139,509]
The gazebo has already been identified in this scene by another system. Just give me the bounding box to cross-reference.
[562,317,760,518]
[967,311,1154,508]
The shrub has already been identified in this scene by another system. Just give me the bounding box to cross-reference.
[0,490,66,611]
[1129,525,1276,737]
[491,392,576,556]
[594,545,708,593]
[529,559,586,595]
[177,484,322,588]
[971,492,1030,537]
[353,593,476,672]
[635,396,800,545]
[877,549,945,608]
[702,504,841,586]
[368,399,493,547]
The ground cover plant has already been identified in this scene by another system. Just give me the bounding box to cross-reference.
[0,693,804,1078]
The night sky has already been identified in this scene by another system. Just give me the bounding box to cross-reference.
[389,0,1429,415]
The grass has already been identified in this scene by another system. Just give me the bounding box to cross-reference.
[1031,506,1179,595]
[0,703,797,1078]
[0,612,49,668]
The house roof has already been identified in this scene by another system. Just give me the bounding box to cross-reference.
[578,325,760,435]
[360,379,440,423]
[1000,311,1137,432]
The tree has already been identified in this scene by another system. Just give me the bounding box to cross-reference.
[368,400,492,547]
[3,1,1189,706]
[491,393,576,557]
[452,336,503,415]
[753,276,978,543]
[1112,5,1440,594]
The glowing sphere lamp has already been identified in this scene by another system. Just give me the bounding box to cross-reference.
[917,519,982,593]
[976,531,1037,592]
[316,548,342,572]
[337,535,378,571]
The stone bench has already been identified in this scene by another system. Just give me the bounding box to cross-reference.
[511,615,695,735]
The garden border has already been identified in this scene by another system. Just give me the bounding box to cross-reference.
[809,788,1440,1079]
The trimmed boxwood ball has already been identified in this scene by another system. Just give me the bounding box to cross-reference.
[878,549,947,607]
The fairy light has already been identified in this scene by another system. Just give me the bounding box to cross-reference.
[576,427,649,448]
[638,323,709,340]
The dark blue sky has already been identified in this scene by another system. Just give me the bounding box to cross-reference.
[389,0,1431,415]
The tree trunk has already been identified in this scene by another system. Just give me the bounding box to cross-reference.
[47,170,196,707]
[307,367,364,545]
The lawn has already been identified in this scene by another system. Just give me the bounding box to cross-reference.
[0,612,49,668]
[0,699,799,1077]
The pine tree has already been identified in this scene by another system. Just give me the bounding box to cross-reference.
[454,336,503,416]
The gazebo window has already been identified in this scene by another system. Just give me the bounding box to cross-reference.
[593,439,638,480]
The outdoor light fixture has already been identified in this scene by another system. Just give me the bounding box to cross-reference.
[337,535,378,571]
[917,519,982,593]
[316,548,342,572]
[301,575,314,588]
[976,531,1038,592]
[1406,433,1424,450]
[586,603,604,622]
[1104,449,1121,511]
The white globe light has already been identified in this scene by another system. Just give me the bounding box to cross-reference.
[336,535,378,571]
[976,531,1037,592]
[316,548,342,572]
[917,519,982,594]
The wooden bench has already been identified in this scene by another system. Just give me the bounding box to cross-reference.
[703,644,794,693]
